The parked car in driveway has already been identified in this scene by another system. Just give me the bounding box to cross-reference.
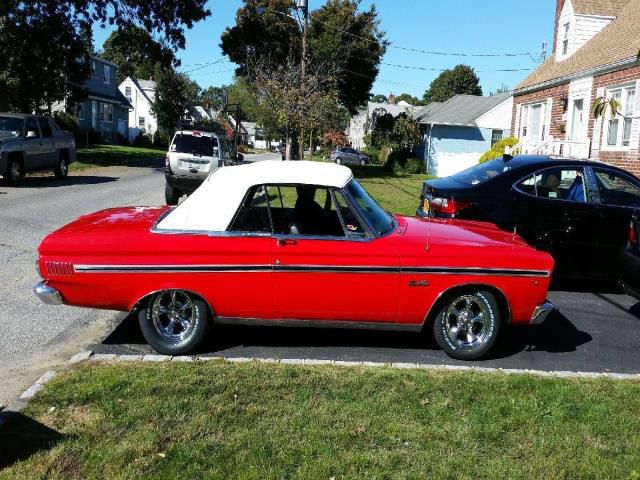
[331,147,370,166]
[417,155,640,281]
[619,211,640,299]
[34,161,554,361]
[0,113,76,185]
[164,129,234,205]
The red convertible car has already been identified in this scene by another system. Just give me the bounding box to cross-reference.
[34,161,555,360]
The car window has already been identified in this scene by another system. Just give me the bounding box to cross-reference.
[516,168,587,202]
[593,168,640,207]
[0,116,23,139]
[267,185,345,237]
[38,118,52,138]
[25,118,40,138]
[334,190,366,237]
[229,186,272,233]
[347,180,395,236]
[170,133,215,157]
[454,158,513,185]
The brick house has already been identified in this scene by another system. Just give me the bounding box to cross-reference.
[512,0,640,174]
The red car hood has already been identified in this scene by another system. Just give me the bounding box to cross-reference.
[399,215,528,249]
[39,206,171,255]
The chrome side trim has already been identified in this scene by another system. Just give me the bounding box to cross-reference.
[33,281,63,305]
[73,264,551,277]
[215,317,423,332]
[530,300,556,324]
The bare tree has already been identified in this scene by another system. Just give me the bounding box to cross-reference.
[247,56,340,160]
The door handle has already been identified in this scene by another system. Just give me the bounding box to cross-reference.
[277,238,297,246]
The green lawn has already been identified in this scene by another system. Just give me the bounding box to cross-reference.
[71,145,166,172]
[2,362,639,479]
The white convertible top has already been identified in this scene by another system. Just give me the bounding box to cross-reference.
[157,160,354,232]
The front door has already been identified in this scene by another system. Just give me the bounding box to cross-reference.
[513,166,596,279]
[22,117,44,171]
[269,185,400,322]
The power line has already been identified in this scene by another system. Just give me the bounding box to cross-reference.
[381,61,533,73]
[180,58,227,74]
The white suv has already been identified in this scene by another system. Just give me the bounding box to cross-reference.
[164,129,234,205]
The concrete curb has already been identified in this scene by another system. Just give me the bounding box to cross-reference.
[76,351,640,381]
[0,370,57,427]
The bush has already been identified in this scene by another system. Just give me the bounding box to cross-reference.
[115,133,130,146]
[133,132,153,148]
[404,158,425,174]
[87,128,103,146]
[379,145,392,164]
[479,136,519,163]
[384,148,413,172]
[237,144,250,154]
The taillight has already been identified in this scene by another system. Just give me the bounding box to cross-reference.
[629,221,637,248]
[430,197,472,216]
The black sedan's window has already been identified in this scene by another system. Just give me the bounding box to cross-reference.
[593,169,640,207]
[516,168,587,202]
[454,158,513,185]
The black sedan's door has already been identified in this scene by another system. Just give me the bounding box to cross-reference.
[512,166,599,279]
[589,167,640,278]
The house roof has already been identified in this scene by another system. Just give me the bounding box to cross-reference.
[157,161,353,232]
[368,101,416,117]
[243,122,257,136]
[413,93,511,127]
[516,0,640,91]
[572,0,630,16]
[125,78,156,103]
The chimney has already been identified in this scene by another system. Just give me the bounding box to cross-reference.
[388,92,396,104]
[552,0,567,54]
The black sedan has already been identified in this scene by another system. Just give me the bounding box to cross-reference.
[417,155,640,281]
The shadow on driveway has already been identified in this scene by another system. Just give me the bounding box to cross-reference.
[100,310,592,362]
[1,175,119,189]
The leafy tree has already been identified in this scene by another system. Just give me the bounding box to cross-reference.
[102,26,177,84]
[423,65,482,104]
[370,94,388,103]
[0,1,210,111]
[479,137,518,163]
[368,108,395,149]
[395,93,422,106]
[221,0,387,115]
[152,68,201,138]
[322,130,348,148]
[199,86,225,111]
[309,0,388,114]
[391,113,421,150]
[490,83,510,96]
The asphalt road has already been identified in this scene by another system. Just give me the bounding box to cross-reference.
[0,152,280,407]
[2,151,640,407]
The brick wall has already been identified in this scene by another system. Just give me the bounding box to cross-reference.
[511,83,569,139]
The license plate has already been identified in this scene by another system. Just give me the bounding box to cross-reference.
[188,163,200,170]
[422,198,430,212]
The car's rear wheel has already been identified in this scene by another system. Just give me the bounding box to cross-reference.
[165,182,181,205]
[139,290,209,355]
[359,159,366,166]
[54,152,69,178]
[335,157,342,165]
[5,156,23,185]
[433,290,500,360]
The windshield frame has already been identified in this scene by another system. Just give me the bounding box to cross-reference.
[345,179,397,238]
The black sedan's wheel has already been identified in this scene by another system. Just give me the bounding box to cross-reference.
[165,182,181,205]
[138,290,209,355]
[5,157,23,185]
[359,159,366,166]
[335,157,342,165]
[433,290,500,360]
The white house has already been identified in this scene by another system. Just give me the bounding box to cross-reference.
[118,77,158,142]
[348,101,418,150]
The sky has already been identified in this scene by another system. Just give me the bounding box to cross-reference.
[92,0,557,99]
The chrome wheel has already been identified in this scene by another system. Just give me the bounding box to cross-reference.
[59,159,68,176]
[9,160,21,182]
[335,157,342,164]
[444,294,491,349]
[151,290,196,342]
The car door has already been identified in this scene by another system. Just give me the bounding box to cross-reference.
[270,185,400,322]
[37,117,57,168]
[589,166,640,277]
[512,166,597,279]
[23,117,45,171]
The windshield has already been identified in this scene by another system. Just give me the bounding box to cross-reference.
[453,158,513,185]
[171,133,217,157]
[0,116,23,139]
[347,180,396,236]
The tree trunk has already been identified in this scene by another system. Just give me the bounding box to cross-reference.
[308,130,313,160]
[0,82,9,111]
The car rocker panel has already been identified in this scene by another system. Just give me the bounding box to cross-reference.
[35,161,555,360]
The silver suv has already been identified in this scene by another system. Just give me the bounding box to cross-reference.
[330,147,369,166]
[164,129,234,205]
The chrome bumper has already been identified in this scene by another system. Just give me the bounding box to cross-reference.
[33,281,63,305]
[530,300,555,324]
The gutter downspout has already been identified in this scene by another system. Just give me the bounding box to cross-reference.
[426,123,435,176]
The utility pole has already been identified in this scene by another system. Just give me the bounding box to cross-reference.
[297,0,309,160]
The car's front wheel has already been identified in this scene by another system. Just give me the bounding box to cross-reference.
[5,156,23,185]
[335,157,342,165]
[138,290,209,355]
[165,182,181,205]
[54,153,69,178]
[433,290,501,360]
[360,159,366,166]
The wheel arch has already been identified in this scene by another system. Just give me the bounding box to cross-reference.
[422,283,512,329]
[130,288,215,320]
